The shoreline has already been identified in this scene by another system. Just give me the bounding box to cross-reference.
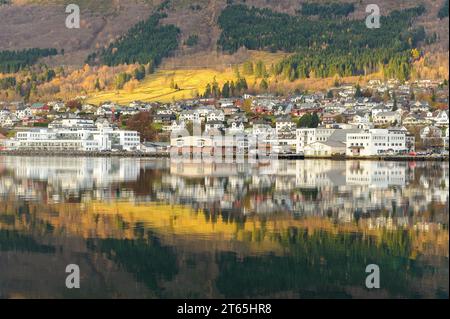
[0,151,169,158]
[0,151,448,161]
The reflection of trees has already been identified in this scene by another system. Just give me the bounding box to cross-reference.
[298,188,319,201]
[119,169,163,196]
[0,202,55,235]
[411,163,444,186]
[0,230,55,253]
[215,228,446,298]
[87,233,178,296]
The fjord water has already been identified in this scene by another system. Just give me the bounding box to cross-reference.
[0,156,448,299]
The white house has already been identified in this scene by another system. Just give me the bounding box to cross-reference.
[303,140,346,157]
[252,123,276,136]
[167,120,186,132]
[346,129,408,157]
[420,126,442,140]
[179,110,200,122]
[15,107,33,120]
[226,121,245,134]
[205,121,225,132]
[48,118,97,131]
[275,117,296,134]
[296,128,361,155]
[434,110,449,127]
[410,101,430,113]
[206,110,225,122]
[373,111,401,125]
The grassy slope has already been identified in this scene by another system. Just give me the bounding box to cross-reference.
[87,51,288,104]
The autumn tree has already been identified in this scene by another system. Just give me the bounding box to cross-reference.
[242,61,254,75]
[126,111,158,142]
[255,61,267,78]
[115,72,131,89]
[66,99,82,111]
[335,114,345,123]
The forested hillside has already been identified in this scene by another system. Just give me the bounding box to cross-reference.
[218,5,427,81]
[298,2,355,17]
[0,48,58,73]
[87,13,180,68]
[0,0,448,102]
[438,0,449,19]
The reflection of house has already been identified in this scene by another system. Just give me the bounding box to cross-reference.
[295,160,346,188]
[2,156,141,192]
[346,161,406,188]
[0,133,7,150]
[170,160,240,178]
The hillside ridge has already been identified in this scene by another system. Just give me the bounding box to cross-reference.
[1,0,448,67]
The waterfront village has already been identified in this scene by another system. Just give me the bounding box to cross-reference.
[0,79,448,158]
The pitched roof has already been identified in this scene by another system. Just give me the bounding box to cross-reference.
[328,129,362,142]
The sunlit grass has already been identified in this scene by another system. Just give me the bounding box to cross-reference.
[87,51,288,105]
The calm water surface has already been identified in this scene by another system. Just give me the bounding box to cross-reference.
[0,156,448,298]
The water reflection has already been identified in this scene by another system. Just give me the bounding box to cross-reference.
[0,156,448,298]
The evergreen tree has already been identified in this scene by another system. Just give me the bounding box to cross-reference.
[355,84,363,98]
[134,65,146,81]
[310,113,320,128]
[259,79,268,91]
[94,78,101,91]
[297,113,312,128]
[222,82,230,98]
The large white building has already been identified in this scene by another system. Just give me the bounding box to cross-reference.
[296,128,362,154]
[5,127,140,152]
[346,129,408,157]
[48,118,97,131]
